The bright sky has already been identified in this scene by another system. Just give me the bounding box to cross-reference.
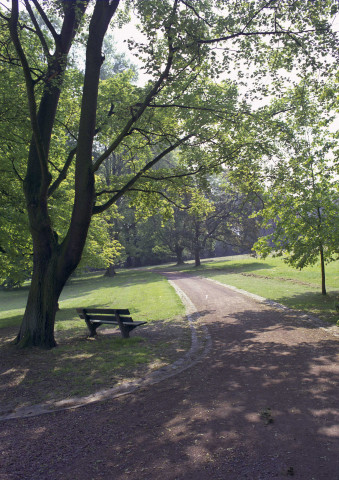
[112,12,339,131]
[112,17,149,86]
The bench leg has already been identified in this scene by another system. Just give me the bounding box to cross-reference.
[85,319,99,337]
[115,314,130,338]
[118,322,130,339]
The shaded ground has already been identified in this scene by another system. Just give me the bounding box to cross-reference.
[0,317,192,414]
[1,273,338,480]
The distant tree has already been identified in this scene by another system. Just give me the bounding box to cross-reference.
[152,208,188,265]
[184,179,260,266]
[253,86,339,295]
[150,176,261,267]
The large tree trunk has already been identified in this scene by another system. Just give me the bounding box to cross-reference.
[194,247,201,267]
[175,245,185,265]
[12,1,120,348]
[15,255,62,348]
[15,220,89,348]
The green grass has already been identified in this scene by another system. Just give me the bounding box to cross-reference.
[0,270,188,409]
[1,257,337,411]
[0,270,184,330]
[157,255,339,324]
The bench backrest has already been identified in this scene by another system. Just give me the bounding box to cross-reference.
[76,308,130,315]
[76,308,132,323]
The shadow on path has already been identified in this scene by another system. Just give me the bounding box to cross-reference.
[0,274,338,480]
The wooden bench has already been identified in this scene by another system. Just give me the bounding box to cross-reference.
[76,308,147,339]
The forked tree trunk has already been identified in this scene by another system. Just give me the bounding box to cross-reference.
[15,255,62,348]
[12,1,120,348]
[15,222,91,348]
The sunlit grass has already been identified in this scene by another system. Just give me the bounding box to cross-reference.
[0,270,184,330]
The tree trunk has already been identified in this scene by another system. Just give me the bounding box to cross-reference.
[105,264,116,276]
[15,272,58,348]
[193,222,201,267]
[175,245,185,265]
[15,249,63,348]
[15,223,90,348]
[13,1,121,348]
[194,247,201,267]
[320,243,326,296]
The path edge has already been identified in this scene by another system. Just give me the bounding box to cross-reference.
[204,276,339,337]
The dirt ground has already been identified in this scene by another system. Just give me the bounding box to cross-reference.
[0,273,338,480]
[0,316,193,415]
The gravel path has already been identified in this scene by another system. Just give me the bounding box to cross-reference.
[1,273,338,480]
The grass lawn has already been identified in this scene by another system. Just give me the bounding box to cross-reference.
[0,270,187,412]
[1,256,338,412]
[163,255,339,324]
[0,270,184,329]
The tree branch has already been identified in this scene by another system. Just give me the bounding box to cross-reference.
[141,166,204,181]
[24,0,51,59]
[126,188,191,210]
[181,0,213,28]
[55,118,78,142]
[31,0,60,45]
[9,0,47,178]
[193,29,323,47]
[92,133,193,214]
[92,0,179,172]
[48,146,77,197]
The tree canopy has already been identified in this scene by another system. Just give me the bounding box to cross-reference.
[0,0,337,347]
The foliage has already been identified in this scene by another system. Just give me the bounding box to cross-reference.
[107,172,261,268]
[0,31,127,286]
[252,84,339,294]
[0,270,187,408]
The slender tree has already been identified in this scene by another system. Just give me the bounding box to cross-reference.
[253,86,339,294]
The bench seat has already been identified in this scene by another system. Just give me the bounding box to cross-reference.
[76,308,147,338]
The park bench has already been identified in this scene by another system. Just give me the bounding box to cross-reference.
[76,308,147,339]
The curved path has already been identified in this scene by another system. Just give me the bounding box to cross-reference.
[1,273,339,480]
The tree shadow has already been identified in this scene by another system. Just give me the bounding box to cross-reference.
[0,316,192,416]
[272,290,339,324]
[1,302,338,479]
[160,261,274,276]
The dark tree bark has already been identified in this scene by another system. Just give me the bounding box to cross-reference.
[12,0,120,348]
[105,264,116,277]
[319,243,326,296]
[193,222,201,267]
[194,247,201,267]
[175,245,185,265]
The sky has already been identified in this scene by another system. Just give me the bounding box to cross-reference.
[111,10,339,130]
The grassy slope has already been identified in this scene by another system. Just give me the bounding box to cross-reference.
[167,255,339,324]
